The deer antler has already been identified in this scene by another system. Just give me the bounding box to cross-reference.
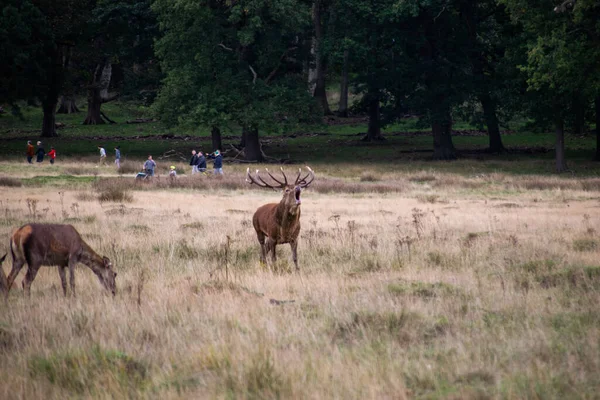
[246,168,287,190]
[296,166,315,188]
[265,167,288,186]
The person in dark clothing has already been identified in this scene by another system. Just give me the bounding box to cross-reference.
[26,141,35,164]
[207,150,223,175]
[36,141,45,163]
[189,150,199,174]
[196,151,207,173]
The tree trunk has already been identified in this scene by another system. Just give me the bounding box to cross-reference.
[243,126,263,162]
[338,49,349,118]
[83,61,112,125]
[56,47,78,114]
[57,95,79,114]
[432,107,456,160]
[362,89,384,141]
[555,118,567,172]
[595,95,600,161]
[83,87,105,125]
[239,127,246,148]
[41,97,59,137]
[312,0,331,115]
[480,94,505,153]
[211,126,222,152]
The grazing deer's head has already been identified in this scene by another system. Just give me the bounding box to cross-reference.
[246,167,315,213]
[97,256,117,296]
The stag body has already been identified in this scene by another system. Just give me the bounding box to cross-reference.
[247,167,314,270]
[4,224,116,297]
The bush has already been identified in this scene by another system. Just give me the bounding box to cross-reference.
[0,176,22,187]
[93,178,134,203]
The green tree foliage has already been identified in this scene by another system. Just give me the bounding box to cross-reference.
[502,0,600,170]
[152,0,318,161]
[0,0,53,113]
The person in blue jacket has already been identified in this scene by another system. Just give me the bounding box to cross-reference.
[208,150,223,175]
[196,151,207,173]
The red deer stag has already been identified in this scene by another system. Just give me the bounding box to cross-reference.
[246,166,315,271]
[3,224,117,297]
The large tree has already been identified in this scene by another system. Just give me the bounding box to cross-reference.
[153,0,318,161]
[502,0,600,171]
[0,0,53,112]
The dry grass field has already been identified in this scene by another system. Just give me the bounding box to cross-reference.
[0,161,599,399]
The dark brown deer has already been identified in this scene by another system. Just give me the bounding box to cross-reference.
[246,167,315,271]
[3,224,117,297]
[0,253,7,293]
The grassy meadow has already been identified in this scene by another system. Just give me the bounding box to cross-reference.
[0,160,599,398]
[1,102,600,398]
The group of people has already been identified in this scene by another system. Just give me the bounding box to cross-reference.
[188,149,223,175]
[26,141,56,164]
[97,146,120,169]
[139,149,223,178]
[26,141,224,177]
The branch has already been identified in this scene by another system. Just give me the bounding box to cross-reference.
[248,65,257,84]
[100,111,117,124]
[265,47,298,85]
[101,92,120,104]
[434,5,447,21]
[218,43,234,51]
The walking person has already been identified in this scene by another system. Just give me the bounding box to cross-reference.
[36,141,45,163]
[197,151,207,174]
[189,150,198,175]
[47,147,56,165]
[143,155,157,177]
[114,146,121,169]
[98,146,107,166]
[208,150,223,175]
[26,141,35,164]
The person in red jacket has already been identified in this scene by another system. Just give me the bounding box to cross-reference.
[47,147,56,165]
[26,141,35,164]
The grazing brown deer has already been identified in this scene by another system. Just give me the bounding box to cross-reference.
[246,166,315,271]
[0,253,7,293]
[3,224,117,297]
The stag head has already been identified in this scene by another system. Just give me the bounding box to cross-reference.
[246,167,315,212]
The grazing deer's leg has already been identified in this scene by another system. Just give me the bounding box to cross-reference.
[58,266,68,297]
[6,259,26,295]
[68,259,77,297]
[256,232,266,264]
[290,240,299,271]
[22,263,41,297]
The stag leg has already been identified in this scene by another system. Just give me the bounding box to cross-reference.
[256,232,267,264]
[58,266,68,297]
[290,240,299,271]
[266,238,277,263]
[5,259,26,296]
[22,263,41,297]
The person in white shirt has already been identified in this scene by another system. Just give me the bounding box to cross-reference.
[98,146,107,166]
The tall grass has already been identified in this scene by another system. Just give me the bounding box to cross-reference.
[0,164,599,398]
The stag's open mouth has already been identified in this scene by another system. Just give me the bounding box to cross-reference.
[295,187,302,204]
